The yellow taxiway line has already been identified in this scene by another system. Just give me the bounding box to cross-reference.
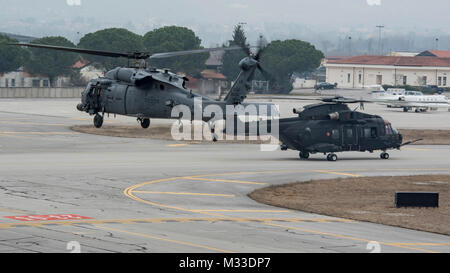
[191,209,290,213]
[314,170,364,177]
[0,131,79,135]
[167,143,190,147]
[133,191,235,197]
[95,225,235,253]
[0,217,352,229]
[265,222,439,253]
[184,177,267,185]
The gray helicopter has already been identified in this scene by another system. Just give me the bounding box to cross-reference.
[10,40,271,129]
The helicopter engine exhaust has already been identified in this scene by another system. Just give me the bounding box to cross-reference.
[328,112,339,120]
[106,67,153,86]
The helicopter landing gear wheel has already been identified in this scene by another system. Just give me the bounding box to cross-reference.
[93,114,103,128]
[139,118,150,129]
[380,152,389,159]
[327,153,337,161]
[299,151,310,159]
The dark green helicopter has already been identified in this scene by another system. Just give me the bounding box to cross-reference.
[9,40,271,129]
[234,96,421,161]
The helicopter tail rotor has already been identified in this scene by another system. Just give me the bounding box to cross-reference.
[236,34,273,82]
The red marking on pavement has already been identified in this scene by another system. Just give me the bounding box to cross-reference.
[4,214,93,221]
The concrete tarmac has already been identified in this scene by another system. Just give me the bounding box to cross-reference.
[0,98,449,253]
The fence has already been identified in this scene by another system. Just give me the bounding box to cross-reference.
[0,88,84,98]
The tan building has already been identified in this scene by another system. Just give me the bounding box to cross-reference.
[0,67,70,88]
[325,53,450,89]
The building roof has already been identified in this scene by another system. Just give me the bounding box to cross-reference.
[72,60,90,69]
[327,55,450,67]
[325,56,350,60]
[200,69,227,80]
[389,51,419,57]
[417,50,450,58]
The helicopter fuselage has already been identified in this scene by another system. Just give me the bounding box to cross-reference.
[78,67,215,120]
[279,116,402,153]
[278,103,403,160]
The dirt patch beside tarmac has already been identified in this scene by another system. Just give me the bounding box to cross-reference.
[249,175,450,236]
[70,124,269,144]
[71,124,450,145]
[399,129,450,145]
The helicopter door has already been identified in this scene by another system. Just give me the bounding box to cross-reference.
[342,126,358,150]
[105,84,127,115]
[85,84,102,114]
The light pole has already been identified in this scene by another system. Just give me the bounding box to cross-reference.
[435,38,439,50]
[376,25,384,55]
[348,36,352,56]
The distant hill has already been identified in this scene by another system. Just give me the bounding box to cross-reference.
[0,32,37,43]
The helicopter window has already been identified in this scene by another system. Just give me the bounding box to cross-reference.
[160,84,165,90]
[385,124,393,135]
[363,128,371,138]
[346,129,353,138]
[331,129,339,139]
[371,127,377,138]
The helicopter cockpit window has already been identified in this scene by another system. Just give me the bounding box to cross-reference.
[385,124,394,135]
[83,83,92,94]
[392,126,398,135]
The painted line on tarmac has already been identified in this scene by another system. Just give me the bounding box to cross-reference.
[124,177,196,214]
[0,207,29,215]
[184,177,267,185]
[95,225,235,253]
[0,131,79,135]
[133,191,235,197]
[122,170,450,253]
[390,243,450,246]
[0,217,352,229]
[0,121,66,126]
[124,168,450,219]
[191,209,291,213]
[167,144,189,147]
[314,170,363,177]
[265,222,440,253]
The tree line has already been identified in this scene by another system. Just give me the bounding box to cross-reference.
[0,25,323,93]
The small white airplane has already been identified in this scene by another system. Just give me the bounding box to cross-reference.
[371,88,450,112]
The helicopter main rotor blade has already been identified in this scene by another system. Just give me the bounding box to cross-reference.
[148,46,241,59]
[254,35,268,61]
[256,96,373,104]
[257,63,274,81]
[8,43,151,59]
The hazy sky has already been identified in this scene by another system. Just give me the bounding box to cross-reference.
[1,0,449,47]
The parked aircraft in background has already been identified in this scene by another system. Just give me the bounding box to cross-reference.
[371,89,450,112]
